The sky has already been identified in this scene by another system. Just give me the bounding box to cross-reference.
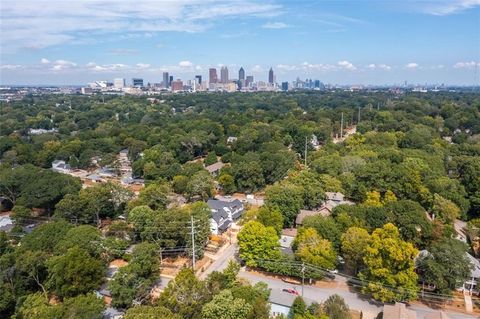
[0,0,479,85]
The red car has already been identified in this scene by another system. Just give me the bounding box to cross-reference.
[282,288,299,295]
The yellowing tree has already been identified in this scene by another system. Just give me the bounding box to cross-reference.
[340,227,371,274]
[294,227,336,270]
[237,221,280,267]
[364,191,382,207]
[359,223,418,302]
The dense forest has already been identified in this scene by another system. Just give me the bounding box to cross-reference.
[1,90,480,318]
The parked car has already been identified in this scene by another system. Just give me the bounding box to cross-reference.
[282,288,299,295]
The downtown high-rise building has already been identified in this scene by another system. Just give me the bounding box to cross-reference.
[246,75,254,87]
[238,67,245,81]
[195,75,202,84]
[209,68,218,84]
[220,66,229,84]
[114,78,125,89]
[162,72,169,88]
[268,67,274,84]
[132,78,144,87]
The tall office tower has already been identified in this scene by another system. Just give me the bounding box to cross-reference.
[195,75,202,84]
[162,72,169,88]
[246,75,254,87]
[132,78,143,87]
[114,78,125,89]
[268,67,274,84]
[238,67,245,81]
[209,68,218,83]
[169,76,173,86]
[220,66,229,83]
[282,82,289,91]
[171,80,183,92]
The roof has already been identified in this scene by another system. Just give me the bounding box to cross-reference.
[424,312,452,319]
[383,303,417,319]
[466,253,480,278]
[280,235,295,248]
[325,192,345,202]
[103,307,124,319]
[0,215,14,232]
[211,208,229,224]
[207,199,243,211]
[205,161,224,173]
[281,228,298,237]
[295,209,328,225]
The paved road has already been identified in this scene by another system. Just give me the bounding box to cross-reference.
[199,242,237,279]
[238,271,478,319]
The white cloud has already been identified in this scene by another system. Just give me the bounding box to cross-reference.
[405,62,419,69]
[337,60,356,70]
[40,58,50,64]
[0,64,24,70]
[179,60,193,68]
[1,1,282,51]
[262,22,289,29]
[109,48,139,55]
[454,61,480,69]
[136,63,151,69]
[367,63,391,70]
[414,0,480,15]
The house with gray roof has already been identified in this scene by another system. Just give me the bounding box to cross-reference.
[269,289,313,318]
[207,199,244,235]
[51,160,71,174]
[205,161,224,176]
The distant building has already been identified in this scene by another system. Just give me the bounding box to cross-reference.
[162,72,169,88]
[132,78,143,87]
[268,67,274,84]
[195,75,202,84]
[81,87,93,95]
[209,68,218,84]
[169,75,173,85]
[281,82,288,91]
[220,66,229,84]
[269,290,313,318]
[205,161,225,177]
[246,75,254,87]
[238,67,245,81]
[51,160,71,174]
[171,80,183,92]
[113,78,125,89]
[0,215,14,232]
[227,136,237,144]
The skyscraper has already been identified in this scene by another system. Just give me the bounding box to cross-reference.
[195,75,202,84]
[220,66,229,84]
[132,78,143,87]
[162,72,169,88]
[238,67,245,81]
[268,67,274,84]
[246,75,254,87]
[209,68,218,84]
[169,76,173,86]
[281,82,289,91]
[114,78,125,89]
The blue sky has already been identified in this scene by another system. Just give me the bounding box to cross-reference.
[1,0,479,85]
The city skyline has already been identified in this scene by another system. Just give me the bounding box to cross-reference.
[1,0,479,85]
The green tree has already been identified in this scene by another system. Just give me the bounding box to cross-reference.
[265,182,303,228]
[302,215,341,250]
[136,182,171,210]
[172,175,189,194]
[417,239,472,295]
[204,152,218,166]
[61,293,105,319]
[219,174,236,195]
[294,228,336,271]
[46,246,105,298]
[340,227,371,274]
[322,294,351,319]
[55,225,103,257]
[257,206,284,235]
[19,220,72,253]
[289,296,307,318]
[359,223,418,302]
[432,194,460,224]
[157,268,209,319]
[201,290,252,319]
[237,221,280,267]
[124,306,181,319]
[186,170,214,201]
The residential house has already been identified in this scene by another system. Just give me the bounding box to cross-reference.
[103,307,124,319]
[269,289,313,318]
[382,302,416,319]
[280,228,297,255]
[462,253,480,295]
[0,215,14,232]
[295,208,331,226]
[226,136,237,144]
[51,160,71,174]
[207,199,244,235]
[205,161,224,177]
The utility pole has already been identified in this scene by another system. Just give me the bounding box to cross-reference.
[190,215,196,270]
[304,135,308,167]
[340,112,344,138]
[358,106,361,124]
[301,262,305,297]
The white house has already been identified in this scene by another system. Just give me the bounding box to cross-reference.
[462,253,480,295]
[269,289,313,318]
[207,199,244,235]
[51,160,71,174]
